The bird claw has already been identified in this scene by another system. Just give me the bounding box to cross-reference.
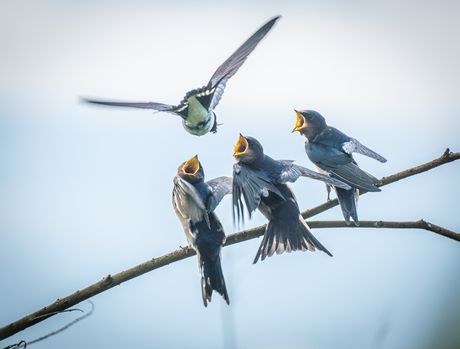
[179,245,190,254]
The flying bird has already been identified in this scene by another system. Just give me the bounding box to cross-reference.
[83,16,280,136]
[232,134,351,263]
[293,109,387,226]
[172,155,232,306]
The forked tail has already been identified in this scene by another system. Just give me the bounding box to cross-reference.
[253,200,332,263]
[200,253,229,307]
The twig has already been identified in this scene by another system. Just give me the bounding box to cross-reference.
[0,149,458,341]
[2,302,94,349]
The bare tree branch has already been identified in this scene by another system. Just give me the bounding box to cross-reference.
[308,220,460,242]
[3,302,94,349]
[301,148,460,220]
[1,149,459,341]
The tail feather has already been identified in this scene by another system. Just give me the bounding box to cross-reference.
[200,253,229,307]
[253,200,332,264]
[335,187,359,226]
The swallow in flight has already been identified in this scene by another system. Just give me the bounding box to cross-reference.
[293,109,387,225]
[232,134,351,263]
[83,16,280,136]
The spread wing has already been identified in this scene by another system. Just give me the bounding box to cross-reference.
[277,160,351,190]
[342,138,387,163]
[306,143,381,192]
[81,98,184,118]
[232,162,284,224]
[204,16,280,112]
[172,176,210,227]
[205,176,233,213]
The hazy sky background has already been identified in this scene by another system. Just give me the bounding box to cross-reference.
[1,0,459,348]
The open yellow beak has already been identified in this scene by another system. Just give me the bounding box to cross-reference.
[183,155,200,175]
[292,109,306,133]
[234,134,248,156]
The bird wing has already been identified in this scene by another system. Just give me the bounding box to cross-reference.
[305,142,353,171]
[172,176,210,227]
[205,176,233,213]
[342,138,387,163]
[277,160,352,190]
[202,16,280,112]
[82,98,184,118]
[305,143,381,192]
[329,162,382,192]
[232,162,284,224]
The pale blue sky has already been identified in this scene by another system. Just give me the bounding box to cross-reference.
[1,0,459,348]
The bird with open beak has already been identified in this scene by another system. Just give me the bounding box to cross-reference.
[232,134,351,263]
[82,16,280,136]
[172,155,232,306]
[293,109,387,226]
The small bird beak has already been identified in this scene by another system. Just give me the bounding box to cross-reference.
[292,109,306,133]
[234,134,248,156]
[183,155,200,175]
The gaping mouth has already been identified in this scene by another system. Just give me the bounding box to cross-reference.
[292,109,306,132]
[234,134,248,155]
[183,155,200,175]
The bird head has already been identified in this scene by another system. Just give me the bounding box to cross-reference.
[233,134,264,164]
[292,109,327,140]
[178,155,205,183]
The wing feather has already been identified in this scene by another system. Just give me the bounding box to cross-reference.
[232,163,284,224]
[205,176,233,213]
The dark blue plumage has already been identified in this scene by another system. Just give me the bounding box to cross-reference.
[232,135,351,263]
[293,109,386,225]
[172,155,232,306]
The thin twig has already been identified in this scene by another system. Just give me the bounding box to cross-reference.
[2,302,94,349]
[0,149,458,341]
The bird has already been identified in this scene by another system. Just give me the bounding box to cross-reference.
[292,109,387,226]
[232,134,351,263]
[172,155,232,306]
[82,16,280,136]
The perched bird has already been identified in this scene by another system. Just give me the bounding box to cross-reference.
[172,155,232,306]
[232,134,351,263]
[83,16,280,136]
[293,109,387,226]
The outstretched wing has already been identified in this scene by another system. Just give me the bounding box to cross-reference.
[81,98,183,118]
[277,160,351,190]
[232,163,284,224]
[342,138,387,163]
[203,16,280,112]
[205,176,233,213]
